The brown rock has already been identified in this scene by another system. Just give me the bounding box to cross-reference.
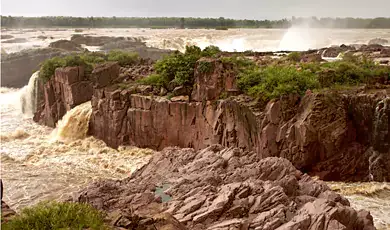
[49,39,86,52]
[34,66,93,127]
[75,147,375,230]
[191,58,239,101]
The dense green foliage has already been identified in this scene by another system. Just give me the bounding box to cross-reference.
[140,45,222,87]
[1,16,390,28]
[107,50,139,66]
[39,51,138,82]
[1,201,107,230]
[235,56,390,99]
[238,65,319,98]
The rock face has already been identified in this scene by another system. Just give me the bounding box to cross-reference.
[1,48,65,88]
[192,58,239,101]
[34,62,121,127]
[74,146,375,230]
[49,39,86,52]
[34,66,93,127]
[90,92,258,150]
[89,57,390,181]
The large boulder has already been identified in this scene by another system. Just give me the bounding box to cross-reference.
[74,146,375,230]
[1,48,66,88]
[49,39,86,52]
[101,39,172,61]
[70,35,127,46]
[368,38,389,45]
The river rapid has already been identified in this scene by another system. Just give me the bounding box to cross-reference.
[1,28,390,229]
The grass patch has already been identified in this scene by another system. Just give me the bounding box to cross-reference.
[238,65,319,99]
[236,54,389,99]
[107,50,139,66]
[1,201,107,230]
[138,73,167,87]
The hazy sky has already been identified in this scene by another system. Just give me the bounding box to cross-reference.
[1,0,389,19]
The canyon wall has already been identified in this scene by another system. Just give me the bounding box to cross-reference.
[34,58,390,181]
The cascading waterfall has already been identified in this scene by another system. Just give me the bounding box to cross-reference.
[368,97,390,181]
[51,102,92,142]
[20,71,40,117]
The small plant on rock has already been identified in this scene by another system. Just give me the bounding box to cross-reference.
[107,50,139,66]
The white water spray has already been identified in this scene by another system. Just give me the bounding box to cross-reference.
[20,71,40,117]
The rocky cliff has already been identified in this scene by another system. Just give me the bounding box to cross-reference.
[34,65,95,127]
[33,55,389,181]
[88,58,390,182]
[74,146,375,230]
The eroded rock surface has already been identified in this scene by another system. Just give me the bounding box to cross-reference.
[1,48,66,88]
[75,146,375,230]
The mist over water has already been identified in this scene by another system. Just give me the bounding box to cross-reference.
[2,28,390,53]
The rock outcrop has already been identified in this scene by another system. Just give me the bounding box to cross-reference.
[368,38,388,45]
[89,57,390,181]
[34,62,121,127]
[101,40,172,61]
[70,35,128,46]
[1,48,65,88]
[49,39,86,52]
[34,66,94,127]
[74,146,375,230]
[90,92,259,151]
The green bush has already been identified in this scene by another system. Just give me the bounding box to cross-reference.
[317,59,389,87]
[138,74,167,87]
[287,52,302,62]
[152,45,202,87]
[198,61,213,74]
[107,50,139,66]
[2,201,107,230]
[80,52,107,65]
[238,65,319,99]
[39,52,109,82]
[202,45,222,57]
[39,57,66,82]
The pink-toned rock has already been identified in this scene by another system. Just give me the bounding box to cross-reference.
[34,66,93,127]
[191,58,239,101]
[74,146,375,230]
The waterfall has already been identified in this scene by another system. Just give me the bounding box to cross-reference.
[20,71,40,117]
[368,97,390,181]
[51,102,92,142]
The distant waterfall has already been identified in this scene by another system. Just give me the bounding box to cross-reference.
[52,102,92,142]
[20,71,40,117]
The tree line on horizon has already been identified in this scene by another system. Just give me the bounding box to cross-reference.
[1,16,390,29]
